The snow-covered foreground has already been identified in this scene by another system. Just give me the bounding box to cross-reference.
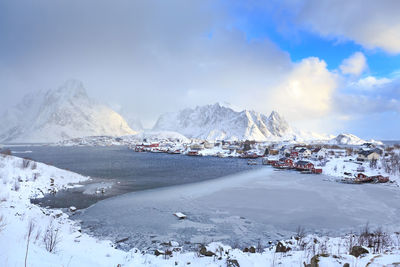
[1,154,400,266]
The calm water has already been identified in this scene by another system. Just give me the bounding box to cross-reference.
[6,145,261,208]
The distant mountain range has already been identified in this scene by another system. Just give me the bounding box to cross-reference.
[329,133,383,146]
[152,103,330,142]
[0,80,136,143]
[0,80,381,145]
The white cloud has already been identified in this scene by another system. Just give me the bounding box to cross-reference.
[335,74,400,115]
[339,52,367,76]
[268,57,338,120]
[352,76,391,90]
[1,0,398,136]
[289,0,400,54]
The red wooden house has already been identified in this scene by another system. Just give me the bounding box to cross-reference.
[295,161,314,171]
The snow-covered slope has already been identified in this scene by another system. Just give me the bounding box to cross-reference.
[153,103,319,141]
[329,133,383,146]
[118,109,144,131]
[131,130,189,142]
[1,154,399,266]
[0,80,137,143]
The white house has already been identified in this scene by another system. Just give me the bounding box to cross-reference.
[298,148,311,158]
[357,150,380,161]
[312,148,327,159]
[279,147,291,156]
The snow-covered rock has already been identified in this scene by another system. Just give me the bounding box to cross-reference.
[152,103,324,142]
[0,80,137,143]
[329,133,383,146]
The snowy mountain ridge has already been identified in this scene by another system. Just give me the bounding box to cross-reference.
[0,80,136,143]
[329,133,383,146]
[152,103,328,141]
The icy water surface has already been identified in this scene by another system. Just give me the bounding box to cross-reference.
[6,145,261,208]
[6,145,400,250]
[75,168,400,250]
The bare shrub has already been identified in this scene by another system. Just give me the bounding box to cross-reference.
[32,172,40,181]
[348,232,355,254]
[256,239,263,253]
[371,228,391,253]
[34,227,42,244]
[357,223,391,253]
[31,162,37,170]
[12,180,20,191]
[0,215,6,232]
[394,232,400,247]
[358,223,371,247]
[25,220,36,267]
[43,221,61,253]
[318,238,328,255]
[22,158,31,169]
[369,159,377,169]
[295,226,306,249]
[231,240,239,249]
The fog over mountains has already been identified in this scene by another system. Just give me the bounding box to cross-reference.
[0,80,372,144]
[154,103,294,141]
[0,80,136,143]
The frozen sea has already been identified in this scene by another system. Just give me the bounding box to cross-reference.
[6,145,400,250]
[76,168,400,250]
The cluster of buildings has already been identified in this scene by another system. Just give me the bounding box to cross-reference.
[130,139,391,183]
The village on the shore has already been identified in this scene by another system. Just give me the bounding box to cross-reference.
[58,135,399,186]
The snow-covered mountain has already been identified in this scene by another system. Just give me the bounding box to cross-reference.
[0,80,137,143]
[117,109,144,131]
[152,103,317,141]
[329,133,383,146]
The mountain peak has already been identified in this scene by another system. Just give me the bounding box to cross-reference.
[268,110,282,120]
[153,104,296,141]
[53,79,88,100]
[0,80,136,143]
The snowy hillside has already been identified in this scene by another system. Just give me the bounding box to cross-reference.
[0,80,137,143]
[118,108,144,131]
[1,154,400,266]
[153,103,325,141]
[131,130,189,142]
[329,133,384,146]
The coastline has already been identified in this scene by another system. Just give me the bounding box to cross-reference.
[1,153,400,266]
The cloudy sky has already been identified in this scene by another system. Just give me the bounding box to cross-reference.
[1,0,400,139]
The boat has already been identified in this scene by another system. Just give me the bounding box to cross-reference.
[312,168,323,174]
[261,158,270,165]
[247,159,258,165]
[169,149,182,154]
[273,164,289,170]
[241,153,259,159]
[187,150,201,156]
[173,212,187,220]
[371,175,389,183]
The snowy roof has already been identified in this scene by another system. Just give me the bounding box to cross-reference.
[358,150,378,156]
[296,160,312,165]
